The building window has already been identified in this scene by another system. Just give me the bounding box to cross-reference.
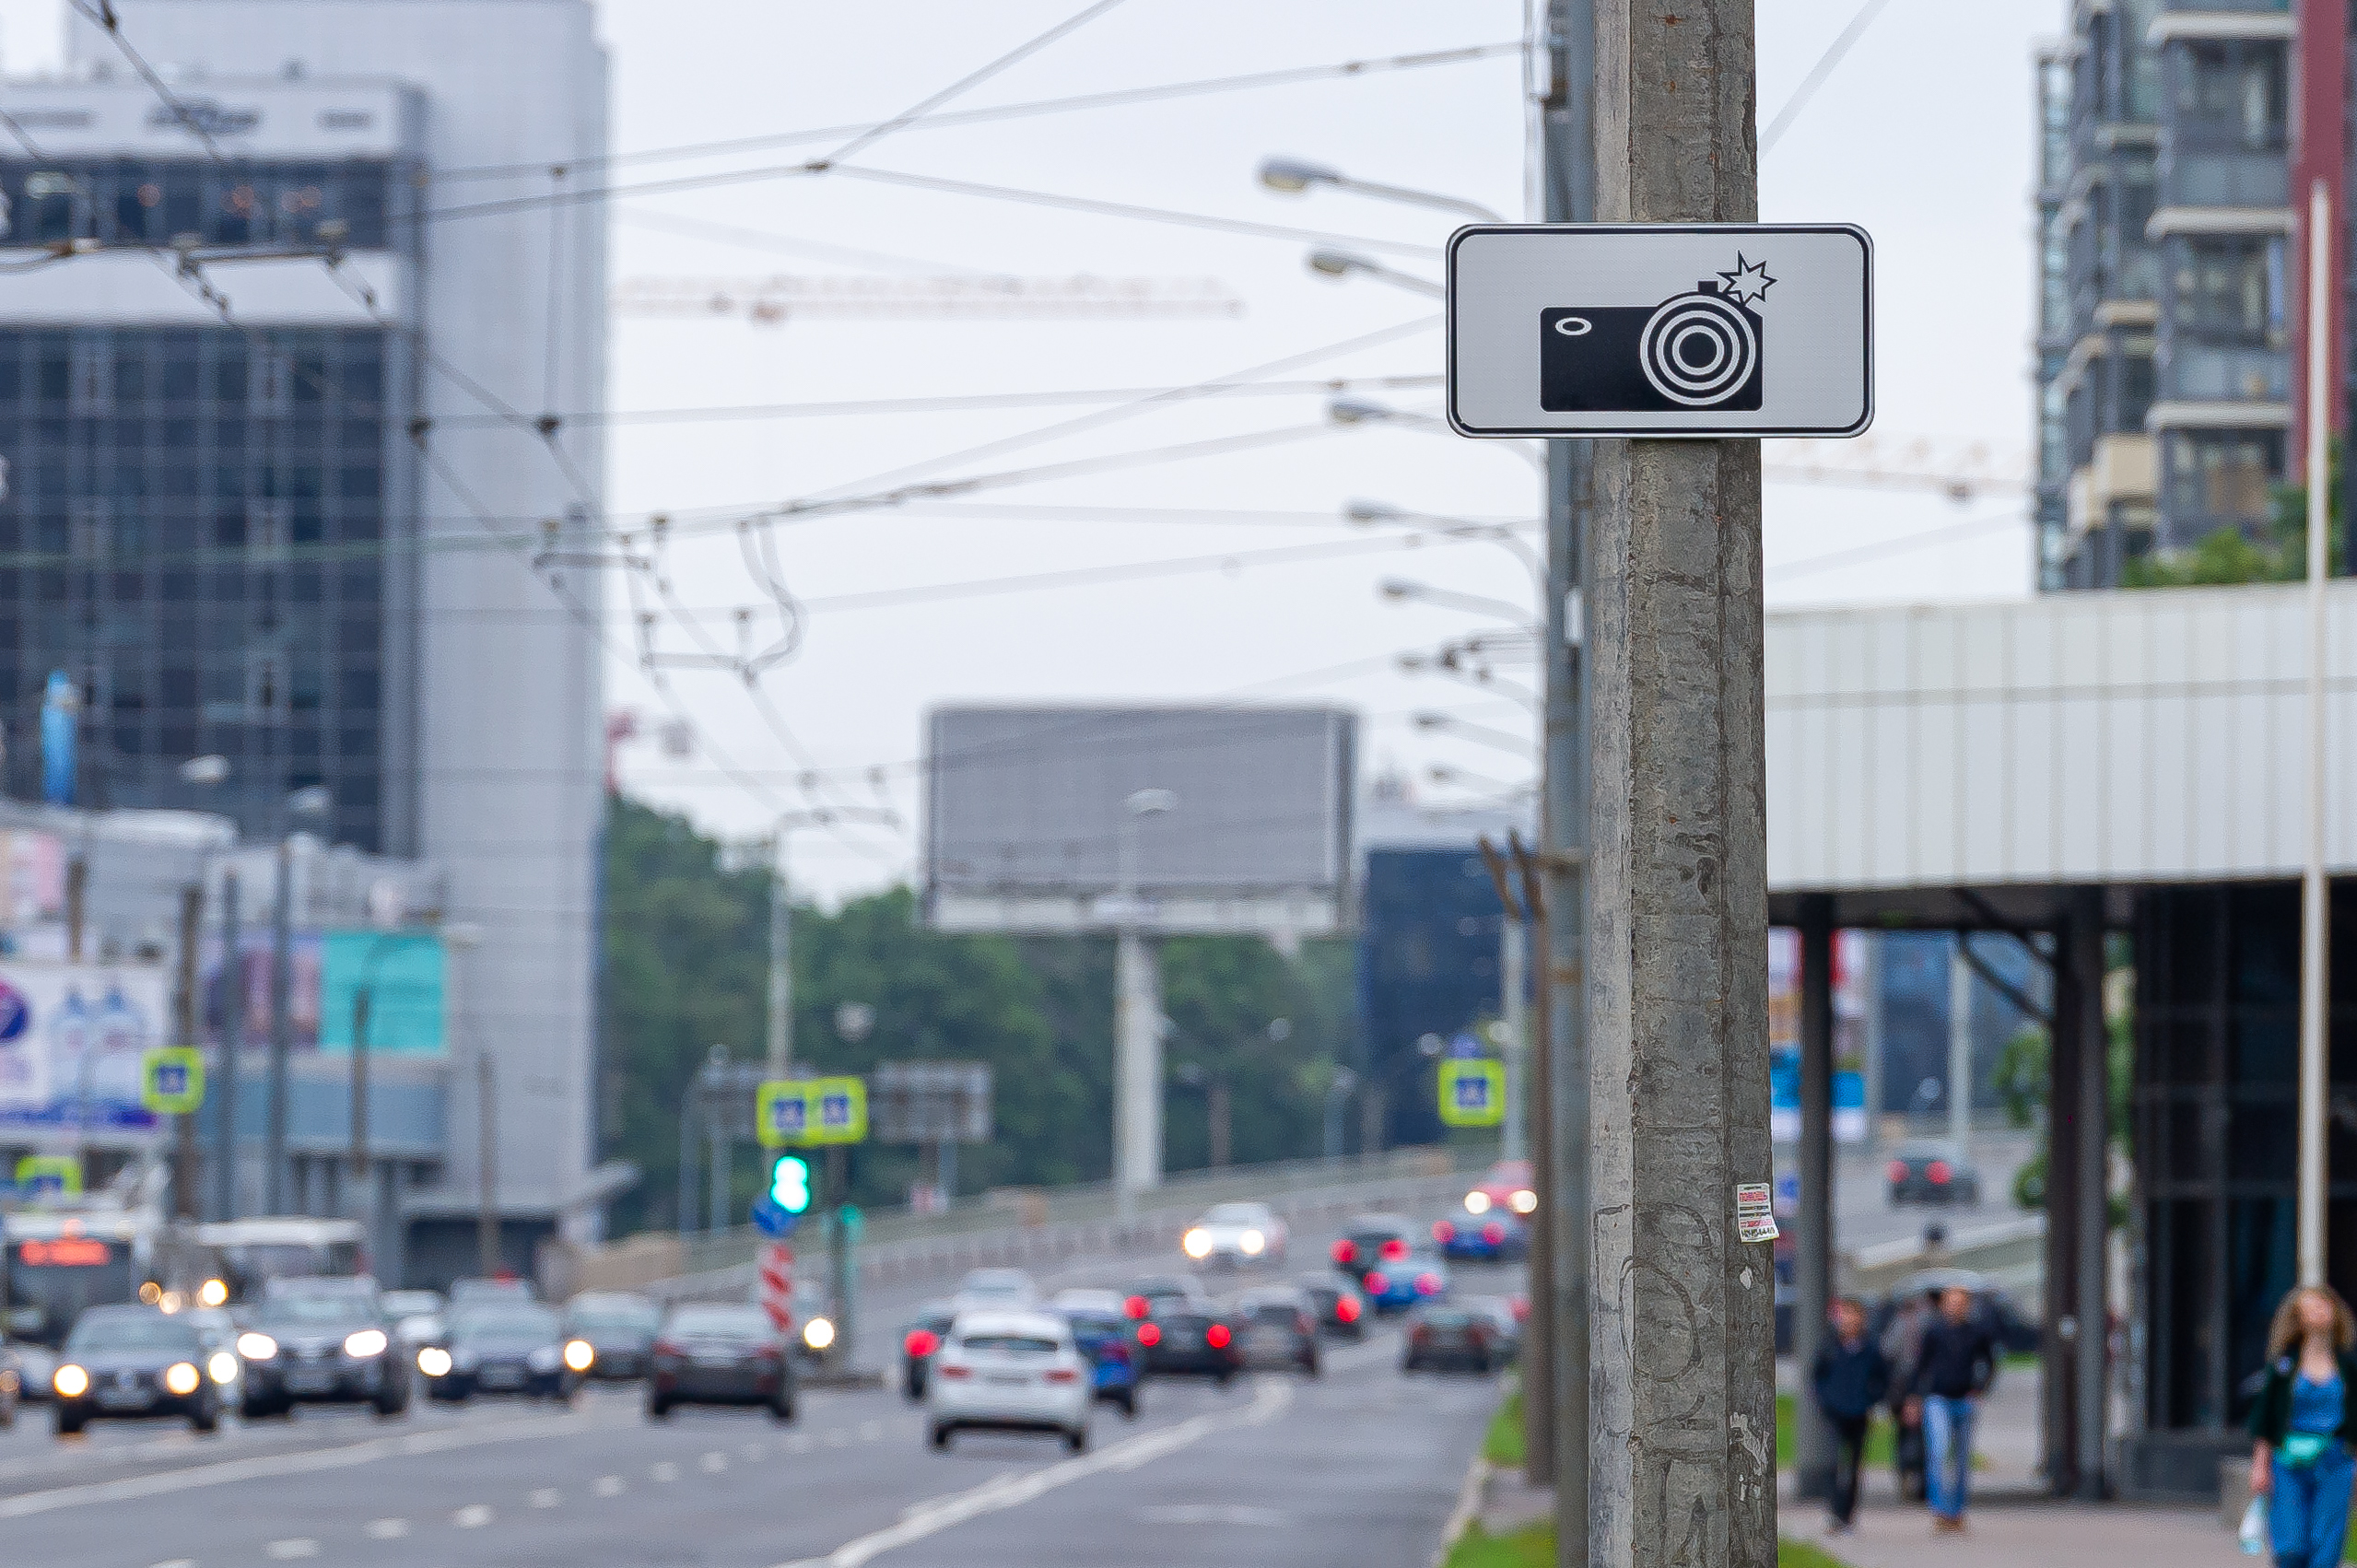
[0,159,396,250]
[2167,430,2281,530]
[2175,41,2286,149]
[2175,237,2283,345]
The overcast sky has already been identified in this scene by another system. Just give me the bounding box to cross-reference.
[0,0,2063,900]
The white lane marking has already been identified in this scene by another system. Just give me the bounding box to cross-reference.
[651,1460,679,1481]
[594,1475,624,1497]
[364,1518,410,1539]
[773,1377,1294,1568]
[701,1451,728,1472]
[453,1503,495,1528]
[0,1410,590,1520]
[857,1421,881,1441]
[1430,1455,1490,1568]
[1137,1504,1285,1526]
[265,1540,320,1560]
[530,1487,562,1507]
[147,1560,196,1568]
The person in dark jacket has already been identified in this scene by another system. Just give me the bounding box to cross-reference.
[1810,1296,1890,1534]
[1904,1286,1998,1531]
[2249,1284,2357,1568]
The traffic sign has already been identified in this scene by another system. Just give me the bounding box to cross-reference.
[768,1153,813,1215]
[14,1154,79,1200]
[759,1241,795,1333]
[756,1080,808,1149]
[751,1194,800,1237]
[1446,223,1872,439]
[1437,1059,1507,1129]
[756,1075,867,1147]
[810,1077,867,1143]
[139,1047,205,1115]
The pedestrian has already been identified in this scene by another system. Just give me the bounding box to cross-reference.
[2248,1283,2357,1568]
[1905,1284,1998,1533]
[1810,1294,1891,1535]
[1882,1288,1934,1501]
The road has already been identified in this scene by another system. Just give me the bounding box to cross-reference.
[0,1213,1511,1568]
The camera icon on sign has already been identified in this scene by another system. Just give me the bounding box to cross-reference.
[1539,255,1773,415]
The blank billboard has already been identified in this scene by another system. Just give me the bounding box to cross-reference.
[924,706,1355,935]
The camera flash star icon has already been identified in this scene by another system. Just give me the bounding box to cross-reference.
[1716,254,1775,308]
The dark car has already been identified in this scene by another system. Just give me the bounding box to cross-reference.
[1330,1214,1416,1284]
[1234,1287,1319,1376]
[1135,1299,1242,1385]
[1296,1275,1368,1339]
[1432,1211,1530,1263]
[419,1303,587,1404]
[899,1301,956,1402]
[1123,1274,1209,1320]
[1886,1142,1981,1206]
[562,1292,662,1381]
[236,1287,410,1419]
[1053,1291,1144,1417]
[50,1305,224,1434]
[1402,1300,1512,1374]
[647,1303,797,1422]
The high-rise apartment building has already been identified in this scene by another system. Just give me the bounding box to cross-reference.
[2035,0,2307,589]
[0,0,612,1278]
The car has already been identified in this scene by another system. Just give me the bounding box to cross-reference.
[1885,1142,1981,1206]
[236,1286,410,1419]
[1296,1275,1368,1339]
[925,1309,1092,1453]
[8,1339,56,1404]
[381,1289,446,1352]
[1463,1159,1539,1221]
[1360,1248,1448,1314]
[645,1303,797,1422]
[1868,1269,2041,1356]
[1122,1273,1209,1321]
[0,1340,19,1426]
[1134,1296,1242,1384]
[1330,1214,1417,1284]
[952,1268,1040,1313]
[50,1305,224,1434]
[563,1291,663,1380]
[1401,1300,1511,1374]
[1233,1287,1320,1376]
[899,1300,956,1402]
[417,1302,588,1404]
[178,1306,246,1403]
[1052,1293,1143,1417]
[1431,1210,1529,1263]
[1179,1201,1289,1268]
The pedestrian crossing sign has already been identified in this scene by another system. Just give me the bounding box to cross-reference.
[1438,1059,1507,1128]
[140,1047,205,1115]
[757,1076,867,1147]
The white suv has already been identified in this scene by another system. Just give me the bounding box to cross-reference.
[924,1310,1091,1454]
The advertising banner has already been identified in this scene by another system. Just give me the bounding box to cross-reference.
[0,959,171,1135]
[317,930,444,1056]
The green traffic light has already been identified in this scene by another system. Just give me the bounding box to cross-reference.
[769,1154,812,1214]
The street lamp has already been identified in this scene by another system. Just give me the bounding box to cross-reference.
[1256,156,1505,222]
[440,922,492,1277]
[1348,500,1543,584]
[1414,711,1538,758]
[1305,247,1444,298]
[1115,788,1176,1222]
[1381,579,1539,626]
[346,928,437,1274]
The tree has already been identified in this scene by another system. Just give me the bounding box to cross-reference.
[2122,440,2343,588]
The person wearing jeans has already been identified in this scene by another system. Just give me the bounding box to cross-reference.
[1905,1285,1997,1533]
[2249,1283,2357,1568]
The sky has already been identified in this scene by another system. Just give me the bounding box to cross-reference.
[0,0,2066,900]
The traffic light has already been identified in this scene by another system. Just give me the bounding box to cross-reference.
[768,1153,812,1215]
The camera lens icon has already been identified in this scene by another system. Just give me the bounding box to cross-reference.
[1637,289,1759,407]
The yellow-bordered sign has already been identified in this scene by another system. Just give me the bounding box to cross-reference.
[140,1047,205,1115]
[757,1076,868,1148]
[1437,1059,1506,1128]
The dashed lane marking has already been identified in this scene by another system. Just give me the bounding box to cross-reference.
[453,1503,495,1528]
[651,1461,679,1481]
[531,1487,562,1507]
[264,1540,320,1560]
[363,1518,409,1539]
[701,1451,728,1472]
[594,1475,624,1497]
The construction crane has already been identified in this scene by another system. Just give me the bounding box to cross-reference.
[1762,436,2030,503]
[613,274,1246,323]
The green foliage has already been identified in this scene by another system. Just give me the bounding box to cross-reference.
[599,796,1353,1235]
[1483,1383,1525,1468]
[1443,1522,1556,1568]
[1995,1024,2048,1130]
[2122,440,2344,587]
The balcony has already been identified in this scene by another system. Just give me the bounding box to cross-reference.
[2163,146,2289,208]
[2164,343,2288,403]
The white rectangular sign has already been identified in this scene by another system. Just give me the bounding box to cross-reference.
[1446,223,1873,439]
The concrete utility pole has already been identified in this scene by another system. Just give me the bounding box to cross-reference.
[216,868,241,1223]
[1585,4,1776,1565]
[1948,940,1974,1158]
[1114,788,1176,1221]
[1500,915,1528,1163]
[173,883,202,1220]
[1541,0,1598,1557]
[265,837,292,1213]
[1480,837,1554,1485]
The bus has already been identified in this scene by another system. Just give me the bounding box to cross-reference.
[192,1218,365,1302]
[2,1211,150,1350]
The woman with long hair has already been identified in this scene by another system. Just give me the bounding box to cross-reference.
[2251,1283,2357,1568]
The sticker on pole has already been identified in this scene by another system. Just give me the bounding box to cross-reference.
[1446,223,1872,438]
[1437,1059,1506,1128]
[1735,1182,1779,1243]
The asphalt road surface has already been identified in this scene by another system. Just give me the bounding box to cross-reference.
[0,1214,1512,1568]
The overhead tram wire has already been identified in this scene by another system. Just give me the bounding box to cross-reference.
[612,209,1012,277]
[67,0,227,162]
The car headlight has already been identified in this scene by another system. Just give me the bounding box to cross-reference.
[1182,1228,1213,1259]
[1510,1189,1538,1214]
[803,1316,836,1352]
[344,1328,389,1360]
[208,1352,240,1385]
[163,1362,202,1397]
[237,1332,278,1362]
[528,1346,562,1373]
[563,1339,595,1373]
[197,1279,229,1309]
[53,1363,88,1398]
[1240,1228,1265,1255]
[416,1347,453,1377]
[1464,1190,1493,1214]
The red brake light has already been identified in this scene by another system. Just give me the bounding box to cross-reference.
[1335,1295,1361,1322]
[1205,1324,1231,1350]
[940,1364,972,1380]
[1123,1294,1150,1319]
[1415,1272,1442,1295]
[1379,1238,1409,1262]
[1432,1221,1456,1244]
[1136,1323,1162,1346]
[1412,1325,1432,1341]
[904,1329,940,1358]
[1927,1160,1952,1185]
[1482,1223,1505,1245]
[1331,1240,1357,1265]
[1509,1296,1530,1322]
[1044,1368,1079,1384]
[1887,1160,1907,1183]
[1364,1270,1389,1294]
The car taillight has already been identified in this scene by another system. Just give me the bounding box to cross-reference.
[1887,1160,1907,1183]
[1379,1238,1409,1262]
[1433,1221,1456,1244]
[1136,1323,1162,1347]
[939,1364,972,1380]
[1124,1294,1150,1319]
[1044,1368,1079,1384]
[1509,1296,1530,1322]
[1470,1324,1491,1344]
[1927,1160,1952,1185]
[1483,1222,1505,1245]
[1336,1295,1361,1322]
[1331,1240,1356,1265]
[1415,1272,1442,1295]
[905,1329,940,1359]
[1364,1270,1389,1295]
[1205,1324,1231,1350]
